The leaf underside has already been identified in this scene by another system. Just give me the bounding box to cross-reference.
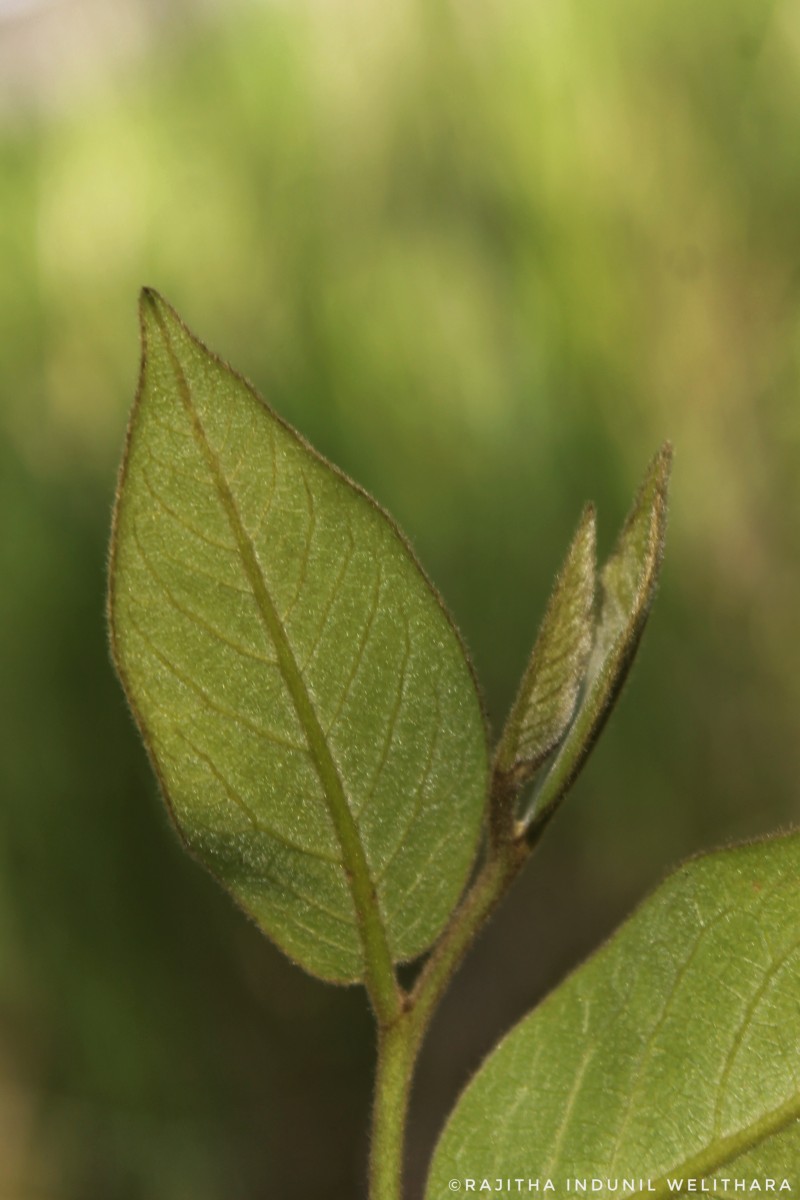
[427,832,800,1194]
[109,291,487,984]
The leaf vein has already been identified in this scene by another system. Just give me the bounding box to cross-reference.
[175,730,341,865]
[299,526,356,671]
[325,562,383,737]
[356,615,413,823]
[608,898,744,1170]
[140,469,237,554]
[712,933,800,1133]
[133,521,280,671]
[372,685,442,888]
[281,468,317,626]
[127,610,307,754]
[542,1043,597,1176]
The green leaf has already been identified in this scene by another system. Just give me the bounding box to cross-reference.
[427,831,800,1194]
[526,444,672,831]
[108,291,487,995]
[495,504,596,790]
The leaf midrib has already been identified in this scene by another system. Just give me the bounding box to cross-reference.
[629,1088,800,1199]
[148,295,399,1020]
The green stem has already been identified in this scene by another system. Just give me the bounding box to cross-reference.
[370,1016,417,1200]
[411,838,527,1033]
[368,833,529,1200]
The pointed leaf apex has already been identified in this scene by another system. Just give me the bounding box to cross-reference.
[138,288,167,354]
[138,286,162,321]
[138,288,183,338]
[600,440,672,633]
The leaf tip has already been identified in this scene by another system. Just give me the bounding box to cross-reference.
[138,285,163,323]
[577,500,598,556]
[138,287,165,350]
[649,439,673,555]
[639,440,673,527]
[138,288,185,344]
[605,441,673,593]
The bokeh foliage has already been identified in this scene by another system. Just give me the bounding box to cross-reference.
[1,0,799,1195]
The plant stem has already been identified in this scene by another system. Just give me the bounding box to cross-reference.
[410,839,527,1040]
[370,1015,417,1200]
[368,832,529,1200]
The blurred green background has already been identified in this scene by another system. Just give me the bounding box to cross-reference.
[1,0,799,1195]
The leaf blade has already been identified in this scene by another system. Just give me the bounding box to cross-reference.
[109,291,488,991]
[426,832,800,1192]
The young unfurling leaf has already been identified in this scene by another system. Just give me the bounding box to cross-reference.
[524,444,672,834]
